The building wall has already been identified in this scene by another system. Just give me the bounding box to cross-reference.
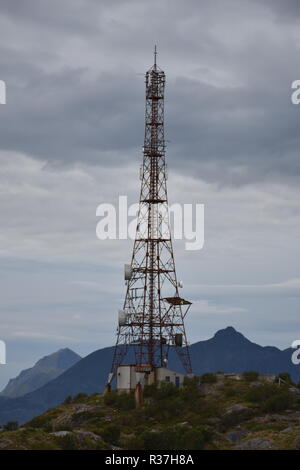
[116,365,185,391]
[155,368,185,386]
[116,365,132,391]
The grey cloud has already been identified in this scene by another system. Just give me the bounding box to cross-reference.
[253,0,300,21]
[0,63,143,165]
[0,0,299,186]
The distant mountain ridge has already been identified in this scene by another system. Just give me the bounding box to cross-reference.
[0,326,299,425]
[0,348,81,398]
[174,326,297,378]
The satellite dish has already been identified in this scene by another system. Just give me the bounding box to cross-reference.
[118,309,127,326]
[178,281,183,288]
[124,264,133,281]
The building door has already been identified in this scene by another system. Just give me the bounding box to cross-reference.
[175,376,180,387]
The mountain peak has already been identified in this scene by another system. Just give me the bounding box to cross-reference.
[0,348,81,398]
[36,348,81,369]
[213,326,246,341]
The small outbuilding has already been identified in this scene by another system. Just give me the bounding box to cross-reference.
[116,364,185,393]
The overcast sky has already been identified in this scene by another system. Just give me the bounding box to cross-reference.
[0,0,300,389]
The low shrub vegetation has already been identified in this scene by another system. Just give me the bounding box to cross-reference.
[200,373,217,384]
[242,371,259,382]
[100,424,121,445]
[103,390,135,410]
[3,421,19,431]
[142,424,213,450]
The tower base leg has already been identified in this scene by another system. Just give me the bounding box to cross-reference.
[135,382,143,408]
[103,383,111,395]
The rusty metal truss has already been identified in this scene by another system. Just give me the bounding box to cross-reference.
[110,48,192,379]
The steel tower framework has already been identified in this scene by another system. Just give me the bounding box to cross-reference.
[110,48,192,379]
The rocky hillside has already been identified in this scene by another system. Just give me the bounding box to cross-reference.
[1,372,300,450]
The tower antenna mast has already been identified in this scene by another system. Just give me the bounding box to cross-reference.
[109,49,192,383]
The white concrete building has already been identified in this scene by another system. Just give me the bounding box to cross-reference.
[116,364,185,392]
